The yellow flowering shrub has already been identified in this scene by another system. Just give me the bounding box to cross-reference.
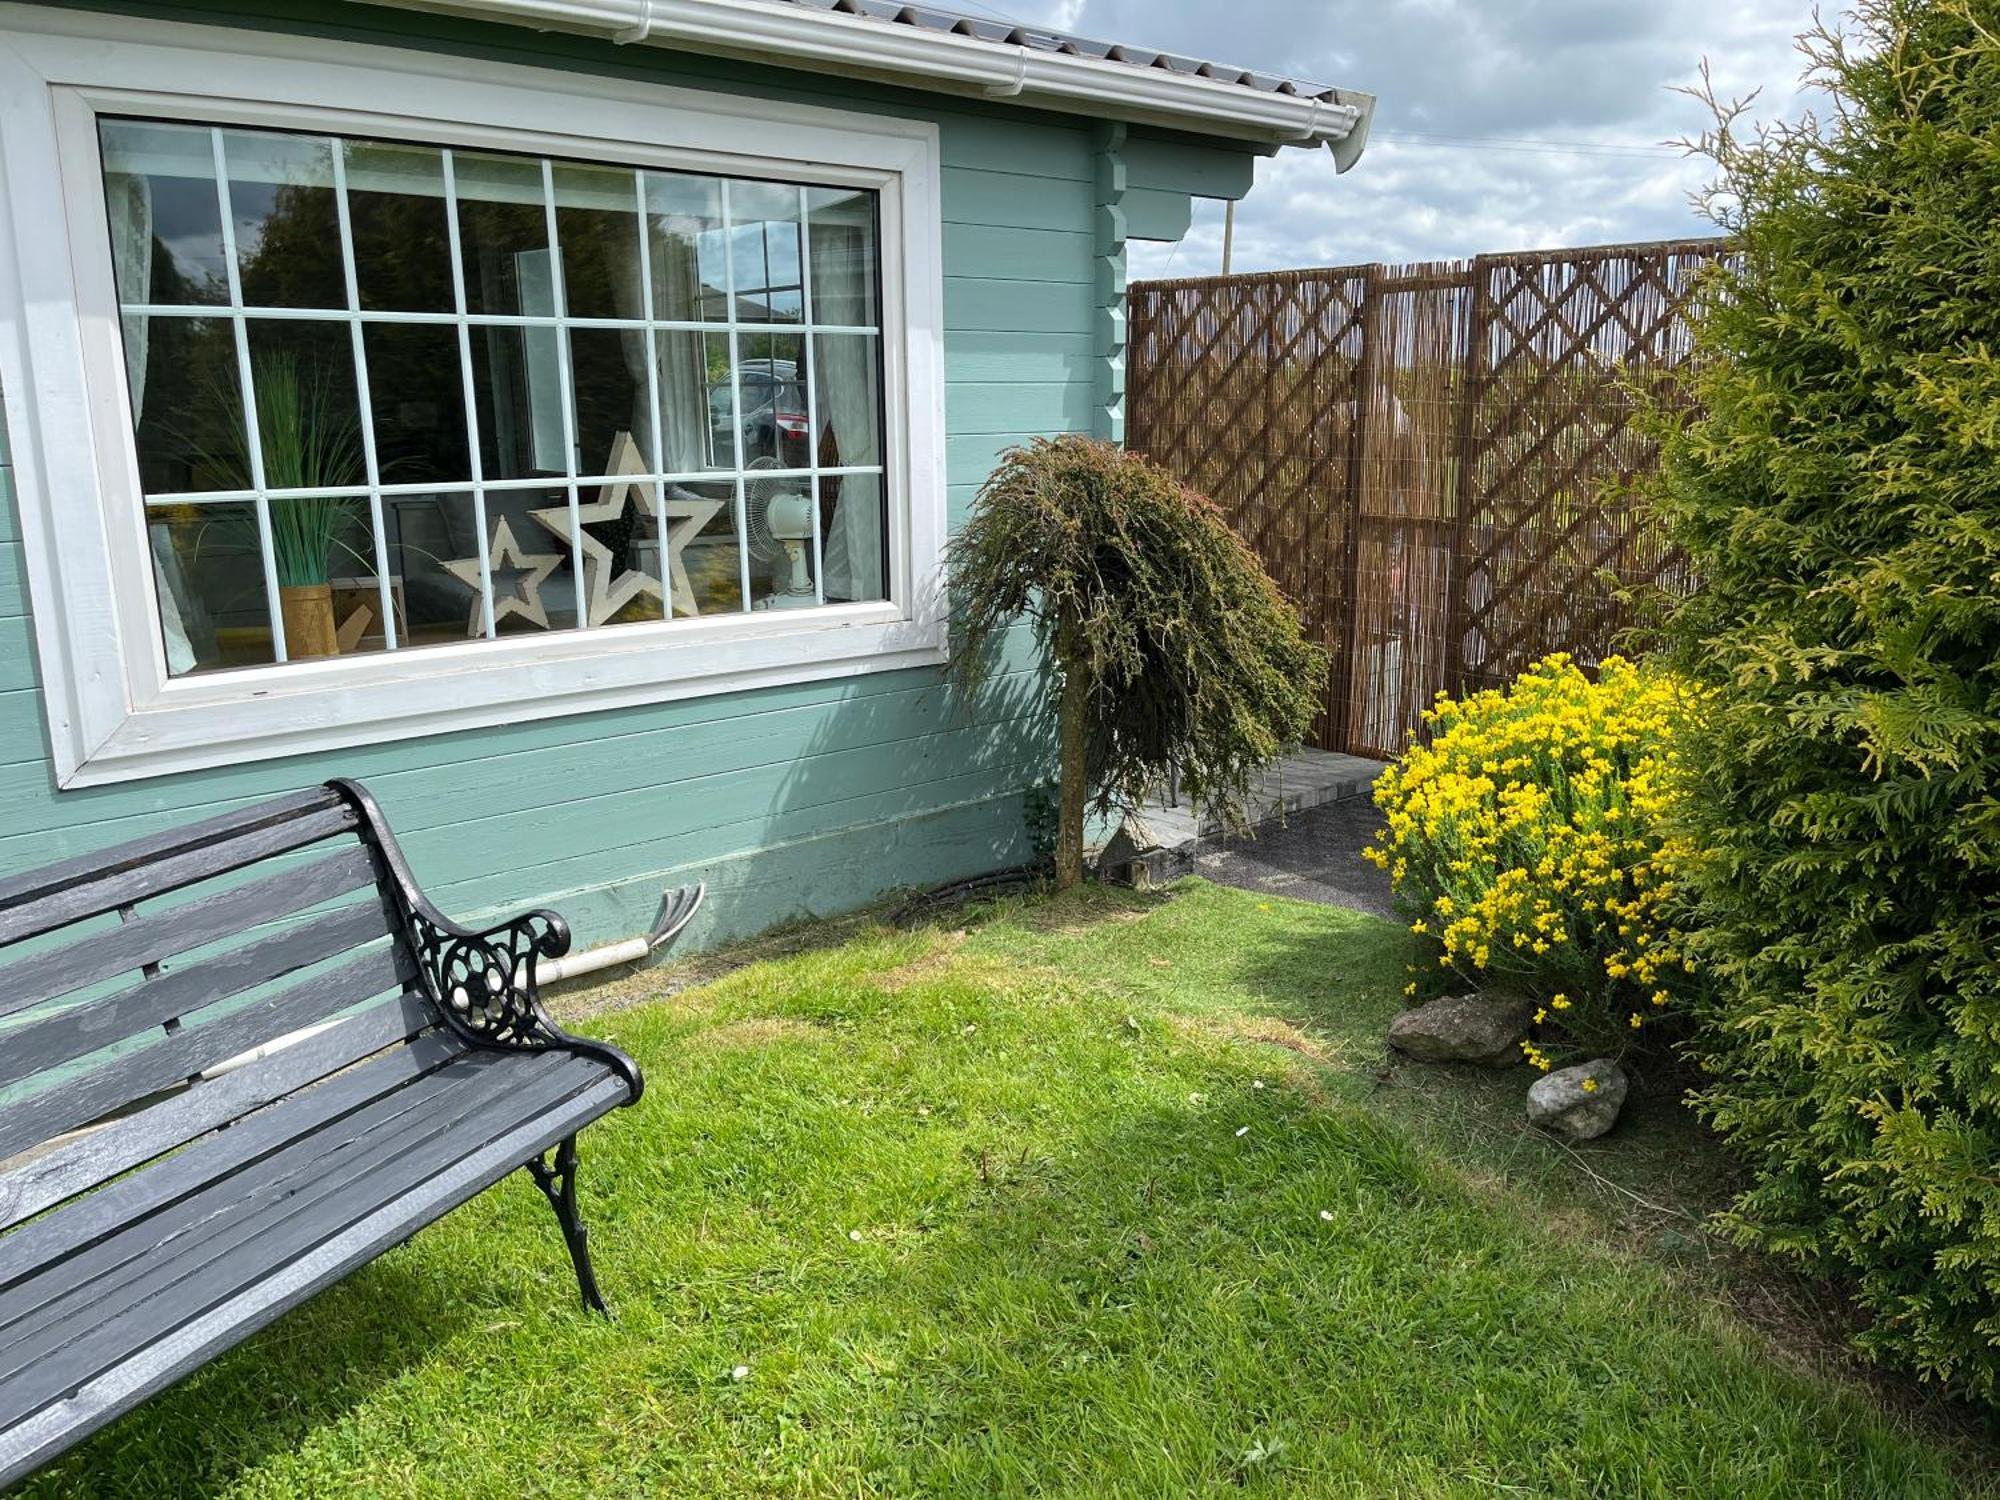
[1366,654,1696,1063]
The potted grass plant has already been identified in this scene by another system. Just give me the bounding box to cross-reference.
[198,352,366,657]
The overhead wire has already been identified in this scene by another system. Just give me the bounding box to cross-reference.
[1373,130,1686,159]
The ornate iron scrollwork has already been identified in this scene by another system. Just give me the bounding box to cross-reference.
[412,910,569,1052]
[327,777,644,1102]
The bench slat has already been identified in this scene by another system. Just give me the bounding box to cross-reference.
[0,789,344,912]
[0,895,400,1092]
[0,1030,466,1284]
[0,1073,626,1491]
[0,846,379,1023]
[0,1053,611,1427]
[0,990,436,1235]
[0,803,359,948]
[0,1047,507,1341]
[0,947,411,1162]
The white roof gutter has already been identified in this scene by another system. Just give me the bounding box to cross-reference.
[351,0,1376,169]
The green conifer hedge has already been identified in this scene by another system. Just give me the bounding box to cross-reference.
[1657,0,2000,1396]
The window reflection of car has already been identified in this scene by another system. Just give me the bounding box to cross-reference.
[710,358,809,467]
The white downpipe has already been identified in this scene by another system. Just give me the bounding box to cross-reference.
[194,1018,347,1083]
[535,932,652,985]
[535,882,706,986]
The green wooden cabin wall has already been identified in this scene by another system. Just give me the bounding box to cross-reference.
[0,0,1255,954]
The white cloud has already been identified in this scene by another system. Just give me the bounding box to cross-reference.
[1007,0,1818,276]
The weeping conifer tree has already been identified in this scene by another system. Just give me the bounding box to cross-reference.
[1656,1,2000,1397]
[949,437,1323,890]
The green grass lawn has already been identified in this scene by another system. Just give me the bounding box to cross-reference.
[25,881,1998,1497]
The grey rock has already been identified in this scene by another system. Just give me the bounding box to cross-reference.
[1386,993,1536,1067]
[1526,1058,1629,1141]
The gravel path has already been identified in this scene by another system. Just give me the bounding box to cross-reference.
[1183,796,1397,919]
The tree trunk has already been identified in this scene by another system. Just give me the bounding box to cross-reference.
[1055,619,1089,891]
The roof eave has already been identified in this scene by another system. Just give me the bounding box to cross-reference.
[349,0,1376,166]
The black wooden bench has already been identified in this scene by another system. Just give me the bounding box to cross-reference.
[0,778,689,1486]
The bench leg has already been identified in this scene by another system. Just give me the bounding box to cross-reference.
[526,1135,608,1315]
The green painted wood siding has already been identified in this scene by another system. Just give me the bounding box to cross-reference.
[0,0,1247,950]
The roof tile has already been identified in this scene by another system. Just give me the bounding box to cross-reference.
[762,0,1337,100]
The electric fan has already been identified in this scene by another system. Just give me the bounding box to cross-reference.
[743,456,816,610]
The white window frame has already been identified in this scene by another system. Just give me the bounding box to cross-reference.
[0,6,947,788]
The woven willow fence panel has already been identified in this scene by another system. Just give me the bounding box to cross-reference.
[1127,237,1726,758]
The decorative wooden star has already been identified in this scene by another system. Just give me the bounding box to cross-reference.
[657,487,728,618]
[442,516,562,635]
[532,431,726,621]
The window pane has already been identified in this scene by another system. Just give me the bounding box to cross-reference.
[812,334,881,469]
[364,323,471,485]
[651,330,714,473]
[734,332,809,469]
[553,163,641,322]
[570,471,665,628]
[268,495,385,658]
[470,325,566,480]
[743,468,817,610]
[146,501,274,673]
[345,141,452,313]
[244,319,363,493]
[569,327,654,476]
[692,331,740,470]
[644,172,726,323]
[820,471,887,604]
[668,479,746,617]
[318,532,398,658]
[224,130,344,310]
[383,489,520,646]
[487,488,585,634]
[454,151,549,317]
[806,185,879,326]
[728,180,803,325]
[130,316,246,494]
[99,120,228,307]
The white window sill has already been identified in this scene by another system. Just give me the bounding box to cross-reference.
[70,605,948,787]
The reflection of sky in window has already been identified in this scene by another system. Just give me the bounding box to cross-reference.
[696,228,727,301]
[734,222,800,290]
[731,221,802,320]
[229,180,280,263]
[150,177,229,296]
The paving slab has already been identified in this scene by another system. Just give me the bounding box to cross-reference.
[1181,795,1397,920]
[1105,750,1395,918]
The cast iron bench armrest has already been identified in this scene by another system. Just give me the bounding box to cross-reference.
[327,779,644,1104]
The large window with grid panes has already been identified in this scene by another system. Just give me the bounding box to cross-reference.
[0,13,947,786]
[102,117,889,673]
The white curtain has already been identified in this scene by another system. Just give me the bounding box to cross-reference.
[609,239,660,468]
[107,172,152,408]
[648,221,711,473]
[810,217,884,603]
[106,170,198,676]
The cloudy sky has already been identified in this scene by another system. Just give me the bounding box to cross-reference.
[977,0,1818,277]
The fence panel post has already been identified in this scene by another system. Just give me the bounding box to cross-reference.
[1333,265,1379,754]
[1447,256,1497,702]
